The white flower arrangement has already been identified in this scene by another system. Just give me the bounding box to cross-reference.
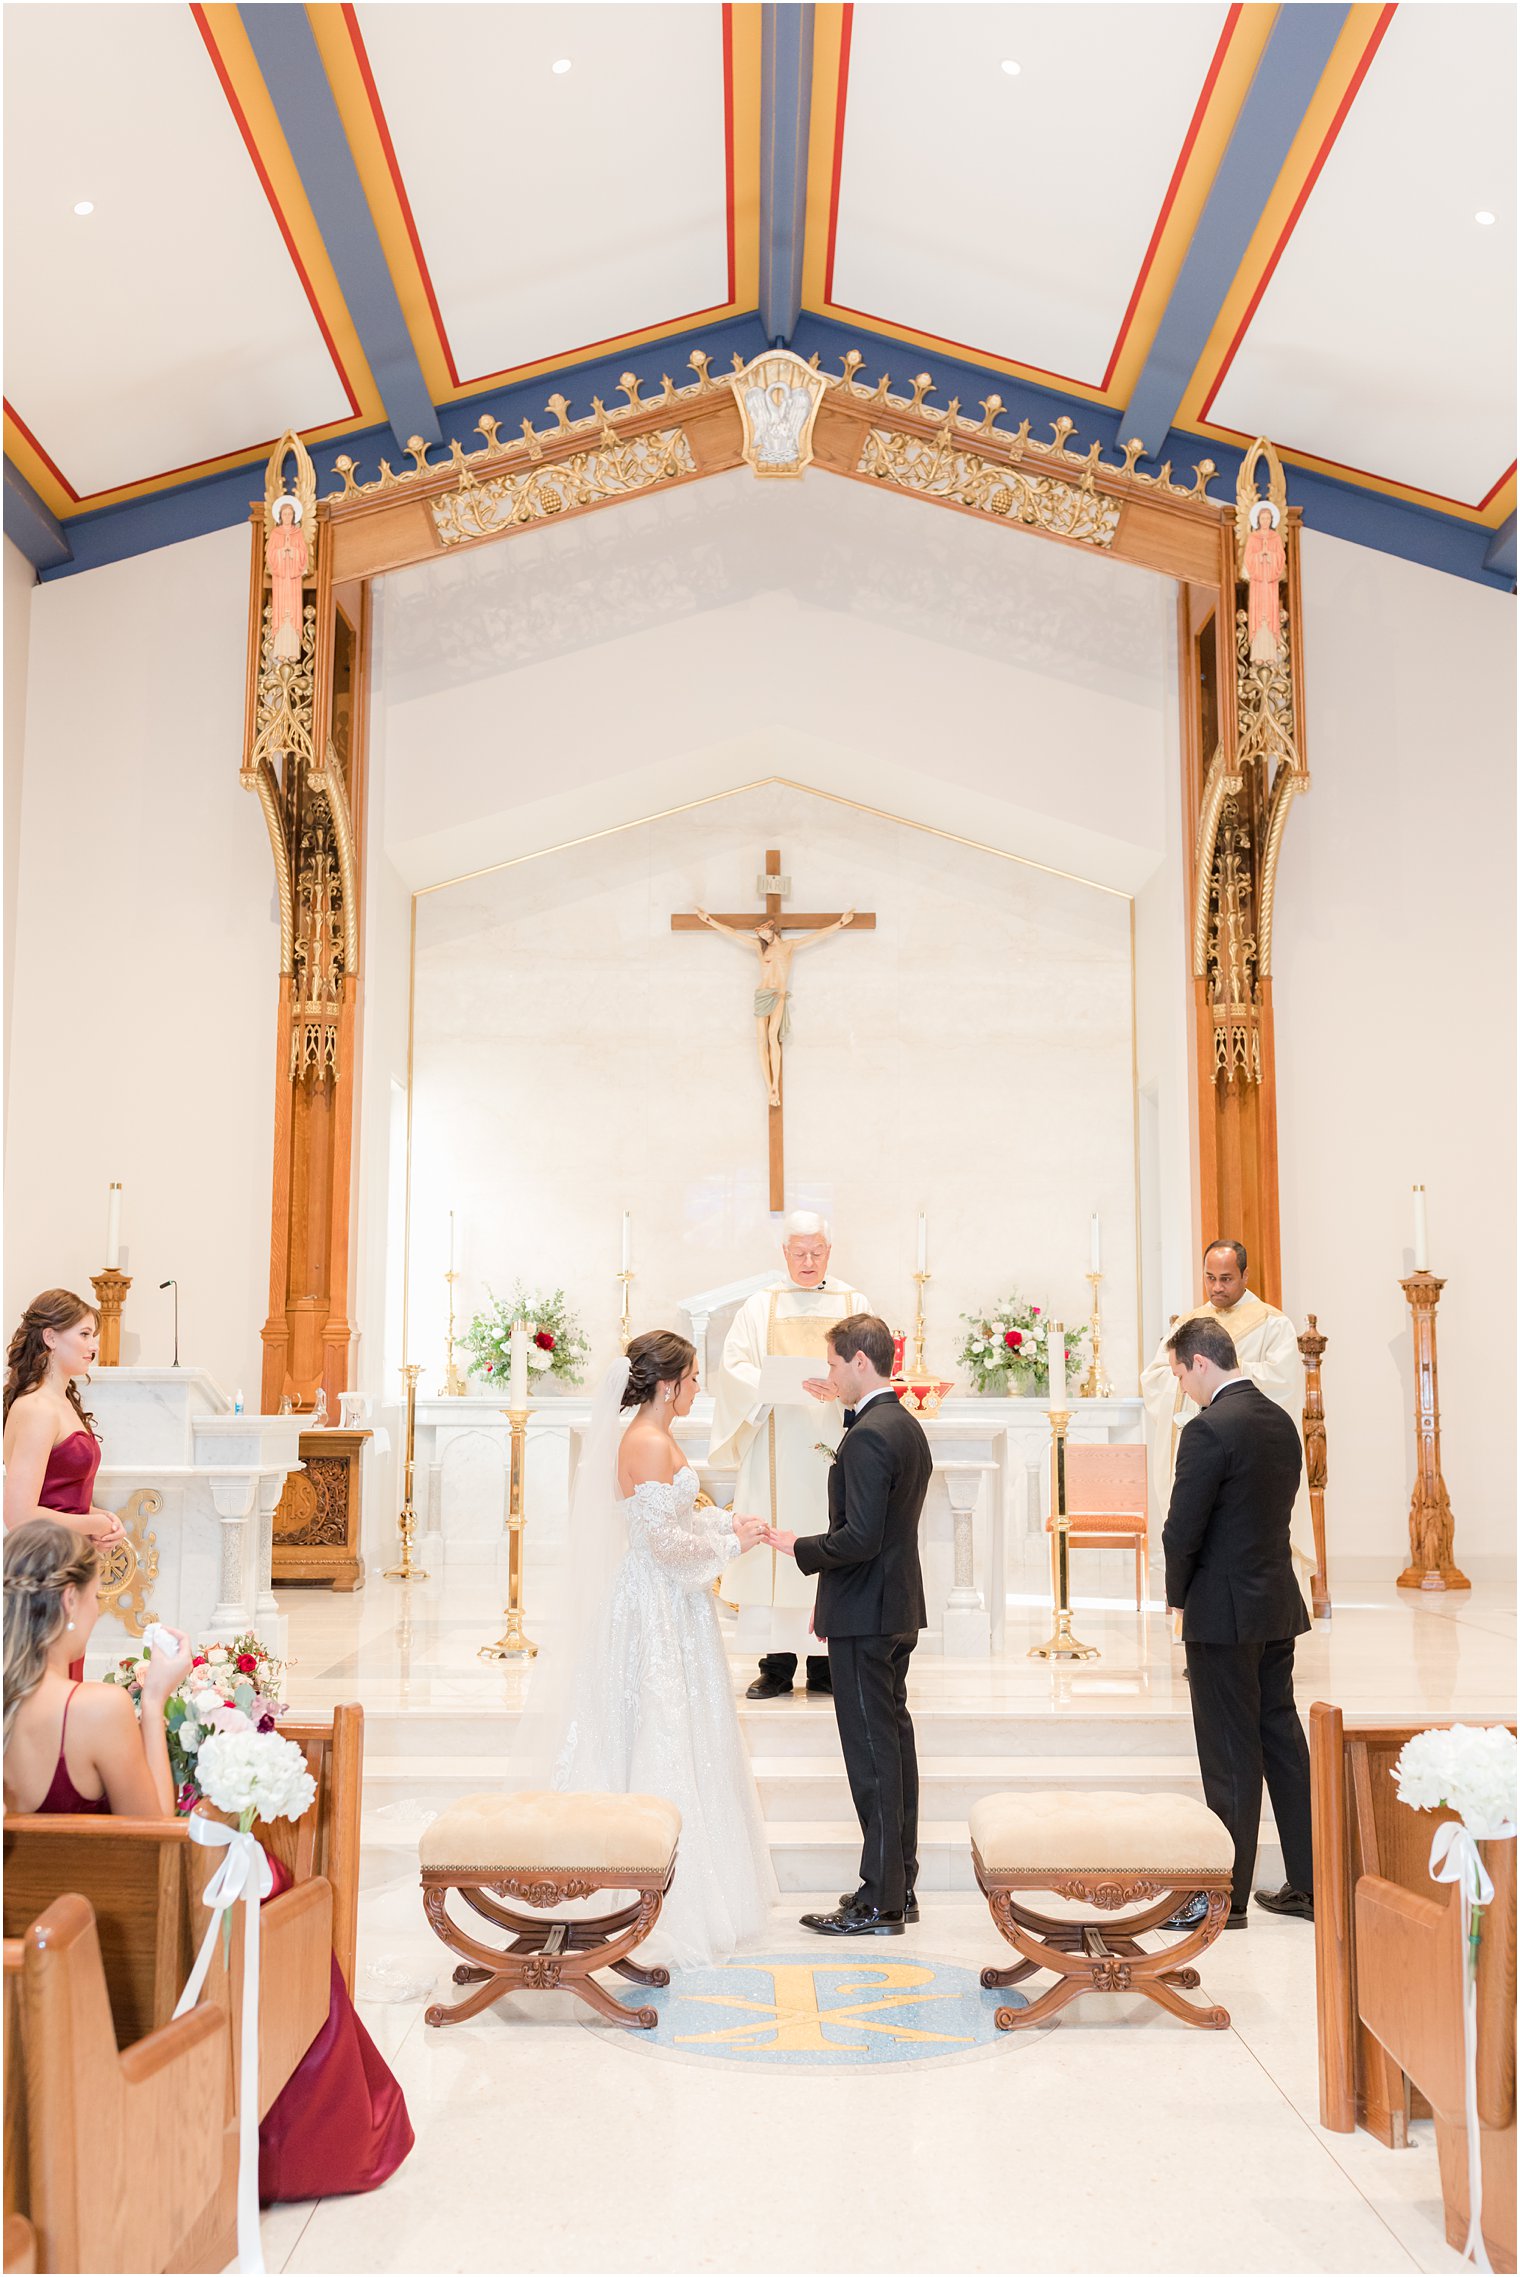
[194,1729,316,1832]
[1393,1723,1517,1840]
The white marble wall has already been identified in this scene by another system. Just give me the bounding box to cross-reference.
[405,781,1140,1398]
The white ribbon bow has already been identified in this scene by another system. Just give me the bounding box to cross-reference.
[173,1815,274,2276]
[1428,1821,1498,2272]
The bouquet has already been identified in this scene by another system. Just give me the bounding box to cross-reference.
[106,1631,289,1815]
[1392,1724,1516,1842]
[958,1296,1087,1396]
[195,1726,316,1835]
[465,1282,591,1389]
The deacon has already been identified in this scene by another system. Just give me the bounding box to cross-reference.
[708,1212,870,1699]
[1140,1239,1315,1623]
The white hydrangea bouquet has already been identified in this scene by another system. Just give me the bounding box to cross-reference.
[194,1727,316,1836]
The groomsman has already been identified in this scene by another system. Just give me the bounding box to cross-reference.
[1161,1315,1315,1931]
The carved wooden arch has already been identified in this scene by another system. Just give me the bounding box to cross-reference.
[241,348,1306,1406]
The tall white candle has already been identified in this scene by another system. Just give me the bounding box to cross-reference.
[105,1183,122,1270]
[621,1211,632,1273]
[1412,1185,1429,1271]
[509,1321,528,1412]
[916,1213,928,1273]
[1047,1322,1065,1407]
[1090,1213,1101,1273]
[448,1210,456,1274]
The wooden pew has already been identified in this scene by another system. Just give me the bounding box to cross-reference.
[4,1897,232,2274]
[1356,1841,1516,2271]
[1312,1702,1516,2144]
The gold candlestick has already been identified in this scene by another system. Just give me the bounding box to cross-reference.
[911,1270,930,1376]
[616,1268,634,1352]
[480,1408,538,1659]
[1028,1404,1100,1661]
[89,1268,132,1368]
[384,1362,429,1581]
[1078,1270,1113,1399]
[1396,1272,1469,1591]
[443,1267,467,1396]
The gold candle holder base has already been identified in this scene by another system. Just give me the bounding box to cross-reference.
[443,1265,468,1397]
[1028,1406,1100,1661]
[616,1269,634,1352]
[90,1268,132,1368]
[385,1362,430,1581]
[1077,1270,1113,1400]
[480,1408,537,1659]
[1395,1271,1469,1592]
[910,1270,930,1377]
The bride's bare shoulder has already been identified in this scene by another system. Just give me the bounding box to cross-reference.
[617,1424,682,1497]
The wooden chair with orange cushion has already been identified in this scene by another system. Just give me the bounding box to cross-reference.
[1045,1442,1150,1610]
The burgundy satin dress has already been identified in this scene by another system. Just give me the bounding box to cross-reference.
[41,1430,100,1682]
[31,1684,108,1814]
[258,1857,414,2203]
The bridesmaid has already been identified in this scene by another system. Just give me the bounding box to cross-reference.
[5,1288,125,1679]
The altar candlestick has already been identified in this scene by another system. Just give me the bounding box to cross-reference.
[509,1321,528,1412]
[1090,1213,1101,1273]
[621,1211,632,1273]
[449,1210,456,1274]
[1412,1185,1429,1271]
[105,1183,122,1271]
[916,1213,928,1273]
[1047,1323,1065,1406]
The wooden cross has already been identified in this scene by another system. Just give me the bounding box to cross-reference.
[672,849,876,1211]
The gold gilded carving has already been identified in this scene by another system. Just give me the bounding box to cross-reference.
[1206,799,1261,1084]
[729,349,828,477]
[308,739,361,978]
[290,830,345,1082]
[430,427,697,547]
[856,427,1122,548]
[96,1488,162,1638]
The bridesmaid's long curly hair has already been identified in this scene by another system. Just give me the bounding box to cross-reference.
[3,1519,99,1747]
[4,1290,99,1438]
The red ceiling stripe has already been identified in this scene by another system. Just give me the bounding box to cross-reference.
[190,1,362,420]
[721,2,736,308]
[1199,2,1397,423]
[5,401,81,505]
[822,3,854,307]
[1100,3,1242,392]
[342,3,460,390]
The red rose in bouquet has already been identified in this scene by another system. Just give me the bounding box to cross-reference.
[1004,1330,1023,1350]
[534,1330,555,1351]
[236,1651,259,1674]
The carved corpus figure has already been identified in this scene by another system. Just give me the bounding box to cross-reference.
[266,495,309,664]
[1243,501,1286,665]
[695,908,856,1106]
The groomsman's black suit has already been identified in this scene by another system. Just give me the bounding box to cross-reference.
[1163,1376,1314,1913]
[793,1386,932,1916]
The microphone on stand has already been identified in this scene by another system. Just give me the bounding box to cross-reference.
[159,1280,180,1368]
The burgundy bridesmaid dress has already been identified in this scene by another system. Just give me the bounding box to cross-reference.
[40,1429,101,1682]
[258,1858,414,2203]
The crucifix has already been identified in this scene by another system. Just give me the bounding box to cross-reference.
[672,849,876,1210]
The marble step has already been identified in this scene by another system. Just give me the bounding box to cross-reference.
[766,1820,1284,1895]
[751,1753,1214,1822]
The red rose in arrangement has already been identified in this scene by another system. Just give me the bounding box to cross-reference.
[1004,1329,1023,1350]
[534,1330,555,1351]
[192,1653,208,1666]
[236,1652,259,1675]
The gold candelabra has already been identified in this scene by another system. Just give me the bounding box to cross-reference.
[443,1266,468,1395]
[910,1270,930,1376]
[89,1268,132,1367]
[1028,1402,1100,1661]
[616,1268,634,1352]
[1078,1270,1113,1399]
[384,1362,429,1581]
[479,1408,538,1659]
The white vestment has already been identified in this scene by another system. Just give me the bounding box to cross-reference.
[1140,1291,1316,1615]
[709,1277,869,1609]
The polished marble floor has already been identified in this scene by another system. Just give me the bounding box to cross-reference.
[259,1554,1513,2273]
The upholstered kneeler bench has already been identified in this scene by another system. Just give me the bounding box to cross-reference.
[420,1791,681,2030]
[970,1791,1235,2032]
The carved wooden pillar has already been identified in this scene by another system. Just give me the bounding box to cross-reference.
[243,435,366,1414]
[1180,440,1308,1304]
[1298,1313,1331,1619]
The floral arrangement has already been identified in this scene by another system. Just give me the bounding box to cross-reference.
[958,1296,1088,1396]
[1393,1724,1516,1842]
[106,1631,289,1815]
[464,1283,590,1390]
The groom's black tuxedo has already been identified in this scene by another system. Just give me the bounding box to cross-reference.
[793,1388,931,1913]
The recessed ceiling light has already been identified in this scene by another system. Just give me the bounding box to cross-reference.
[1001,58,1021,75]
[1475,210,1496,225]
[551,56,571,73]
[72,200,94,216]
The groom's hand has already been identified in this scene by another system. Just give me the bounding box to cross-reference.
[766,1527,798,1556]
[801,1377,834,1402]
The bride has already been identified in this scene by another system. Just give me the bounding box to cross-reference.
[515,1329,778,1966]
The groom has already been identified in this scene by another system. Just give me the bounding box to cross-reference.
[764,1313,931,1936]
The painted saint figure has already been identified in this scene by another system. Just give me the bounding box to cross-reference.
[693,907,856,1105]
[266,495,309,664]
[1242,500,1286,666]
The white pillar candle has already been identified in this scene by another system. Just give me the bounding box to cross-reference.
[448,1210,456,1274]
[105,1183,122,1270]
[1090,1213,1101,1273]
[1412,1185,1429,1271]
[1047,1322,1065,1406]
[621,1211,632,1272]
[916,1212,928,1273]
[509,1321,528,1411]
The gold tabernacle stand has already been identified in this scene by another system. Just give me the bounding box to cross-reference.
[1028,1403,1100,1661]
[1077,1271,1113,1399]
[90,1268,132,1367]
[480,1407,538,1658]
[385,1362,429,1581]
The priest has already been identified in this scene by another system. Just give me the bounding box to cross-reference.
[709,1212,870,1699]
[1141,1238,1316,1622]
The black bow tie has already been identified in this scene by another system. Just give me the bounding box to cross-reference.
[842,1409,857,1429]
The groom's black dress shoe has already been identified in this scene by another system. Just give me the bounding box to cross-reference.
[746,1674,794,1699]
[1160,1893,1249,1931]
[840,1887,919,1923]
[805,1655,833,1695]
[1254,1883,1314,1921]
[800,1905,905,1936]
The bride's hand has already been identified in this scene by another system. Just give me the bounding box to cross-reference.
[733,1514,767,1552]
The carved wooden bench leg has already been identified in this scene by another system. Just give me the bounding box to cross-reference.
[973,1851,1233,2033]
[421,1866,673,2031]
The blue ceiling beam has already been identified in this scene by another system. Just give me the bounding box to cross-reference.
[1483,511,1516,582]
[3,456,72,572]
[1120,4,1351,459]
[759,3,815,346]
[235,2,439,454]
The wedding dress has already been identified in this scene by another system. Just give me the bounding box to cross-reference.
[514,1366,777,1969]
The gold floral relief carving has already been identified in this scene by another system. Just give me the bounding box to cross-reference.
[430,429,698,547]
[856,427,1122,548]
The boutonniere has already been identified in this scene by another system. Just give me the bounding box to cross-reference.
[814,1441,839,1464]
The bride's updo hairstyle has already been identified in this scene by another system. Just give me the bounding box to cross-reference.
[621,1330,695,1411]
